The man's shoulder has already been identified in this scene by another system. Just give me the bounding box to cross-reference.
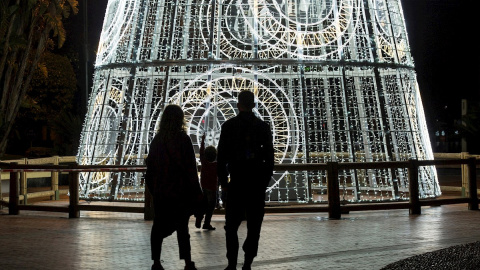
[222,113,269,130]
[252,116,270,130]
[256,117,269,126]
[221,116,239,128]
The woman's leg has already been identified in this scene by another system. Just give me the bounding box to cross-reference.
[151,198,175,264]
[151,197,164,265]
[177,213,197,270]
[176,212,192,262]
[151,223,163,262]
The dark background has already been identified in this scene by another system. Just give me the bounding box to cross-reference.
[401,0,480,153]
[76,0,480,154]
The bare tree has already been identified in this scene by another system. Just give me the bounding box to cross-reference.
[0,0,78,156]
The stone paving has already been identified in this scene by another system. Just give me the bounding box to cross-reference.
[1,203,480,270]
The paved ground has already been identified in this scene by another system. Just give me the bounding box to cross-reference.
[1,202,480,270]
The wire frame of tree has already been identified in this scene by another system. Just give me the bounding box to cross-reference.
[77,0,440,202]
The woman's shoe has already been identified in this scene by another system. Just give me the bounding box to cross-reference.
[185,261,197,270]
[151,263,164,270]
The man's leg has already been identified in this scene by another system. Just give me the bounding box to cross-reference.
[225,192,244,268]
[242,191,266,268]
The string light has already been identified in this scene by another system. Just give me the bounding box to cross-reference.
[77,0,439,202]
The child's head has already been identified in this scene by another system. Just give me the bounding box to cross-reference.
[205,146,217,162]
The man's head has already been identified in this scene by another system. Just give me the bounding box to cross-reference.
[237,90,255,112]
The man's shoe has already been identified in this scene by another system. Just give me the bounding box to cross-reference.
[185,261,197,270]
[202,224,216,230]
[224,266,236,270]
[242,255,253,270]
[151,263,164,270]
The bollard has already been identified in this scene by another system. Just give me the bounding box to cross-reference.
[408,159,421,215]
[468,157,478,210]
[327,162,341,219]
[9,170,19,215]
[69,169,80,218]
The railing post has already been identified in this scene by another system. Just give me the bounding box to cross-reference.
[307,172,314,203]
[20,169,27,205]
[9,163,19,215]
[408,159,421,215]
[69,165,80,218]
[327,162,341,219]
[144,185,154,220]
[0,168,2,208]
[468,157,478,210]
[461,152,469,197]
[52,156,59,200]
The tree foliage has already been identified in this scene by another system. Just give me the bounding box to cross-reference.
[14,51,79,156]
[23,52,77,121]
[0,0,78,157]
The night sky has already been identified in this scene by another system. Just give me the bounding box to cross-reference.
[401,0,479,132]
[83,0,480,138]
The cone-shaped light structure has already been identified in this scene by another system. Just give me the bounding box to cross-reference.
[78,0,439,202]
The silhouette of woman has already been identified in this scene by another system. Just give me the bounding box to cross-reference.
[146,104,202,270]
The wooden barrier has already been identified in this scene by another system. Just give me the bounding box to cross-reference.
[1,156,76,205]
[0,157,478,220]
[1,153,477,205]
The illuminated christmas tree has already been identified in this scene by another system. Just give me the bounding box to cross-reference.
[78,0,439,202]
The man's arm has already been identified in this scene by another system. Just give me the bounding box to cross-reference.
[263,123,275,185]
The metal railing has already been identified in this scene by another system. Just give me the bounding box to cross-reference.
[1,157,478,220]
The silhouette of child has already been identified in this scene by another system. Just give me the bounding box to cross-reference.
[195,133,218,230]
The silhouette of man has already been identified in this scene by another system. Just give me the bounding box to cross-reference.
[217,90,274,270]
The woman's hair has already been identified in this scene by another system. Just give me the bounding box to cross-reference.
[158,104,186,141]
